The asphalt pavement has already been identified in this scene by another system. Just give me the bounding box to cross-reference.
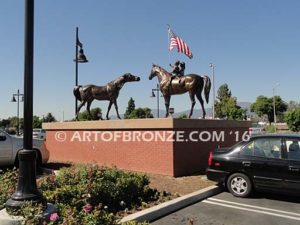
[151,192,300,225]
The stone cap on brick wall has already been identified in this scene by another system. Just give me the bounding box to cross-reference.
[42,118,251,130]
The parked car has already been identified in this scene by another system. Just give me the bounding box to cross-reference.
[32,128,46,139]
[248,124,265,136]
[206,134,300,197]
[0,129,49,167]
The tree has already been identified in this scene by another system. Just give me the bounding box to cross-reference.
[78,107,102,121]
[33,115,42,128]
[285,108,300,132]
[124,97,136,119]
[251,95,287,124]
[287,101,300,111]
[127,107,154,119]
[214,84,246,120]
[43,113,57,123]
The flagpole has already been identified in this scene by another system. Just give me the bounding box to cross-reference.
[167,24,171,67]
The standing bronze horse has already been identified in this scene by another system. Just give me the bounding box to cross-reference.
[149,64,211,118]
[74,73,140,120]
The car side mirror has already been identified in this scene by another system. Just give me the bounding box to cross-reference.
[0,135,6,141]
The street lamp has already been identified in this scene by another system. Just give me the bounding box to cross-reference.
[209,63,216,119]
[11,89,24,136]
[151,84,160,118]
[74,27,88,117]
[6,0,46,210]
[273,83,279,132]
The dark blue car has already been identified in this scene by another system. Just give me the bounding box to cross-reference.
[206,134,300,197]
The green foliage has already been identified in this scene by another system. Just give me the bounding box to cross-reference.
[42,113,57,123]
[0,165,156,224]
[78,107,102,121]
[214,84,246,120]
[265,125,276,133]
[178,113,188,119]
[33,115,42,128]
[287,101,300,111]
[37,164,159,224]
[127,108,154,119]
[0,169,18,210]
[251,95,288,124]
[284,108,300,132]
[124,97,136,119]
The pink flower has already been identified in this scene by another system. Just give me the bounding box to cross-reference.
[50,212,59,221]
[83,203,93,213]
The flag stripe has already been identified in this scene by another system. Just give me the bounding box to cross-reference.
[168,27,193,59]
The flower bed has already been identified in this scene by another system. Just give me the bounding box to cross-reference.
[0,165,160,224]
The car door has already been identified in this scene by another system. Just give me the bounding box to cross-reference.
[283,138,300,193]
[0,131,13,165]
[239,137,286,191]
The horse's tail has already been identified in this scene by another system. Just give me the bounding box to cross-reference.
[73,85,82,101]
[202,75,211,103]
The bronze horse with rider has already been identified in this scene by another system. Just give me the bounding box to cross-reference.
[149,64,211,118]
[73,73,140,120]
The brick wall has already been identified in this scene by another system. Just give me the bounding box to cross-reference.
[43,118,251,177]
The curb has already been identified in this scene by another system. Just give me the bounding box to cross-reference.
[120,185,223,223]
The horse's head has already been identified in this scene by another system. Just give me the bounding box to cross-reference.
[122,73,141,82]
[149,64,160,80]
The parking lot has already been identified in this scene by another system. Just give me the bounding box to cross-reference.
[151,192,300,225]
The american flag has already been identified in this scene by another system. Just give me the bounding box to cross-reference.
[168,27,193,59]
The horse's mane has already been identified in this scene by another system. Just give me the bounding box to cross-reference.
[154,64,171,76]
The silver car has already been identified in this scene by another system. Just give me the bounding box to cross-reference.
[0,129,49,167]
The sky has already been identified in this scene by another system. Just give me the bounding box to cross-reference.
[0,0,300,121]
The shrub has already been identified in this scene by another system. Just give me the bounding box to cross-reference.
[1,165,155,225]
[0,168,18,209]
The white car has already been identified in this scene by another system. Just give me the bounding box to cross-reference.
[33,128,46,140]
[0,129,49,167]
[249,125,266,136]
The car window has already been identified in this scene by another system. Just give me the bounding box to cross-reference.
[285,139,300,161]
[240,138,282,159]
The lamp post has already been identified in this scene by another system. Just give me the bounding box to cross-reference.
[74,27,88,118]
[6,0,46,209]
[151,84,160,118]
[209,63,215,119]
[273,83,279,132]
[11,89,24,136]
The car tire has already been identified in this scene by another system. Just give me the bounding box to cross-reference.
[227,173,252,197]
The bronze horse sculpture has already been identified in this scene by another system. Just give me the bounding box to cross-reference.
[149,64,211,118]
[74,73,140,120]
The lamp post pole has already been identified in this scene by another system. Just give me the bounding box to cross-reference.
[74,27,88,118]
[209,63,215,119]
[273,83,279,132]
[75,27,79,117]
[6,0,46,209]
[11,89,24,136]
[151,84,160,118]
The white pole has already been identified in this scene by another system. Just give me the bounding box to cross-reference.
[273,83,279,132]
[209,63,215,119]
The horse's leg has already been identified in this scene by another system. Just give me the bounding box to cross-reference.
[188,93,196,118]
[106,101,113,120]
[86,101,93,120]
[76,101,86,119]
[113,99,121,119]
[164,95,171,117]
[196,91,206,119]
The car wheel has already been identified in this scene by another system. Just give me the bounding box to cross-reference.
[227,173,252,197]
